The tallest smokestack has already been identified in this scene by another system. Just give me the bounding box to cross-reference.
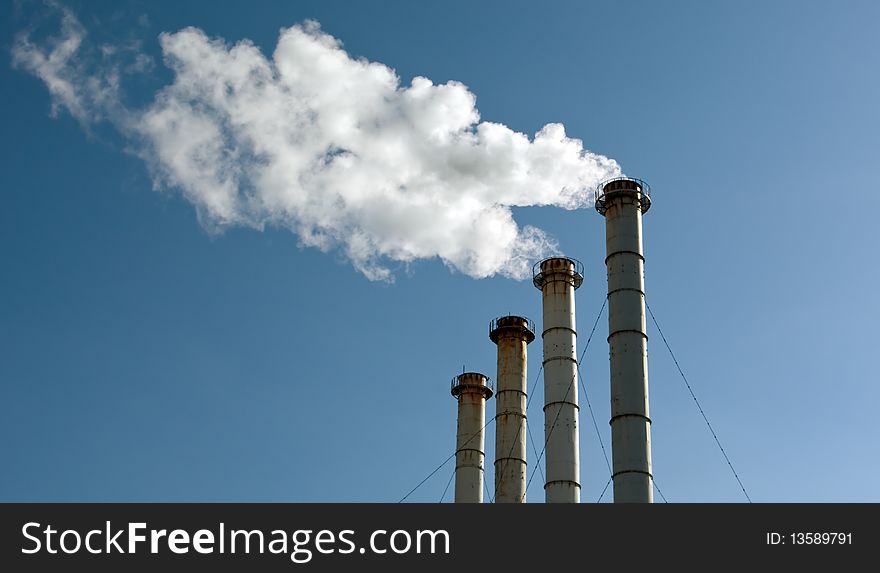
[533,257,583,503]
[596,177,654,503]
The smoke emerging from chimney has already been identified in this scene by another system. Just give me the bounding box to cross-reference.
[13,5,622,281]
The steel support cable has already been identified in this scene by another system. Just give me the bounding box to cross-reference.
[522,297,607,502]
[439,466,455,503]
[490,364,544,502]
[399,415,496,503]
[524,365,545,485]
[597,467,668,503]
[577,364,612,476]
[596,476,612,503]
[645,301,752,503]
[652,477,669,503]
[525,423,545,486]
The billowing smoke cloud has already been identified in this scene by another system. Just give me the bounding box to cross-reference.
[13,5,621,281]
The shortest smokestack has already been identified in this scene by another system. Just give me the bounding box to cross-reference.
[451,372,493,503]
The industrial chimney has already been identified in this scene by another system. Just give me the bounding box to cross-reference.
[533,257,583,503]
[490,316,536,503]
[451,372,493,503]
[595,177,654,503]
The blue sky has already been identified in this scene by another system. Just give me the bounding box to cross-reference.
[2,0,879,502]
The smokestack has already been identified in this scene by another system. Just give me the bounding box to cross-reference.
[451,372,493,503]
[596,177,654,503]
[533,257,583,503]
[489,316,535,503]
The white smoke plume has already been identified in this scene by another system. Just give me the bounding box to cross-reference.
[13,5,621,281]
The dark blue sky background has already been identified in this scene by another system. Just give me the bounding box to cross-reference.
[2,0,878,501]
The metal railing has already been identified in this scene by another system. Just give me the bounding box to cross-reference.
[532,257,584,290]
[488,315,536,338]
[594,176,652,215]
[450,374,494,397]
